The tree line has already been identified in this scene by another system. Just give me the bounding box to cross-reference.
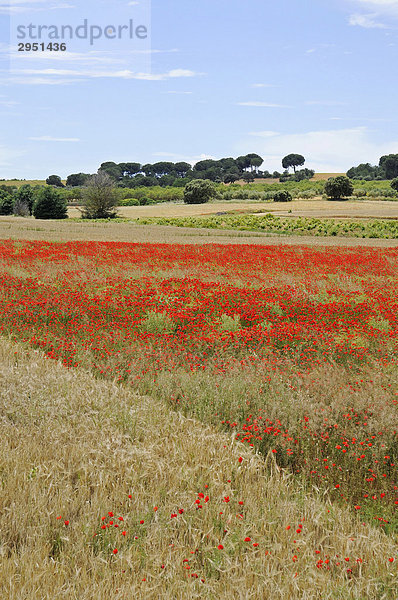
[347,154,398,181]
[58,153,313,189]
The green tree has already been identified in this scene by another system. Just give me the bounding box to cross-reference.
[379,154,398,180]
[16,184,35,214]
[242,172,255,183]
[0,190,14,215]
[273,190,292,202]
[282,154,305,173]
[346,163,380,180]
[174,162,192,178]
[33,187,68,219]
[325,176,354,200]
[98,162,123,181]
[246,153,264,172]
[391,178,398,193]
[183,180,216,204]
[224,173,240,184]
[82,172,118,219]
[46,175,64,187]
[66,173,91,187]
[119,162,141,178]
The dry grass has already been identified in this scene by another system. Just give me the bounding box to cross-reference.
[68,199,398,221]
[233,174,345,185]
[0,216,398,247]
[0,337,397,599]
[0,180,49,188]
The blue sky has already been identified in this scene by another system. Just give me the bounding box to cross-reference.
[0,0,397,179]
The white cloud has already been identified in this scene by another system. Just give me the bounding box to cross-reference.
[240,127,398,172]
[10,67,200,83]
[164,90,193,95]
[349,13,387,27]
[238,101,291,108]
[28,135,79,142]
[0,96,19,107]
[350,0,398,19]
[0,1,74,13]
[251,83,276,88]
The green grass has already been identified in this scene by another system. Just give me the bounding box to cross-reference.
[133,214,398,239]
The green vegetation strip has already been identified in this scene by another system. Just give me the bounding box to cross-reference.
[135,214,398,239]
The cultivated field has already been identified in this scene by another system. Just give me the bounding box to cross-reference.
[0,216,397,247]
[0,238,397,599]
[68,199,398,221]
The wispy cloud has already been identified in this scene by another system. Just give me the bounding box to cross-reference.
[164,90,193,95]
[251,83,276,88]
[10,67,200,84]
[28,135,80,142]
[238,101,291,108]
[354,0,398,13]
[349,13,387,27]
[0,95,19,107]
[0,1,74,14]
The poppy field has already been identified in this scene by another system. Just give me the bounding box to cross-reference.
[0,239,397,598]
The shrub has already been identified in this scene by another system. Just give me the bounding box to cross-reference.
[121,198,140,206]
[391,178,398,193]
[33,187,68,219]
[13,198,30,217]
[82,172,118,219]
[139,197,153,206]
[273,190,292,203]
[183,180,216,204]
[325,176,354,200]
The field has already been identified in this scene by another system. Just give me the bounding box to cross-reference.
[1,215,398,248]
[0,180,49,188]
[0,233,397,599]
[75,199,398,221]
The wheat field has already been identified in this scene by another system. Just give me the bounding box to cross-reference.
[0,338,397,599]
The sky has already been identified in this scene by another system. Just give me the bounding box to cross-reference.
[0,0,397,179]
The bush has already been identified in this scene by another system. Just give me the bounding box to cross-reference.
[183,180,216,204]
[391,178,398,193]
[325,176,354,200]
[13,198,30,217]
[82,172,118,219]
[139,197,153,206]
[33,187,68,219]
[121,198,140,206]
[273,190,292,203]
